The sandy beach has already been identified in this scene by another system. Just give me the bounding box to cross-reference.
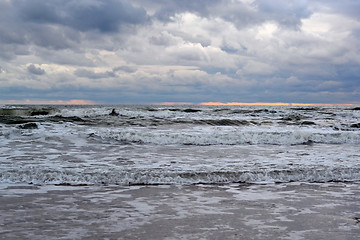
[1,182,359,239]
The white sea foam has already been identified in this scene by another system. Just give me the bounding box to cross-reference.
[1,166,359,185]
[91,126,360,145]
[1,105,360,186]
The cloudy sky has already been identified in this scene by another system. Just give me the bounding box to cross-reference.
[1,0,360,104]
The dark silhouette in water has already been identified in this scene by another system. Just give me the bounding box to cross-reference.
[109,109,119,116]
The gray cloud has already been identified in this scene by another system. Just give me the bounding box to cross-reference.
[255,0,311,28]
[16,0,148,32]
[0,0,148,59]
[313,0,360,18]
[28,25,80,50]
[27,64,45,75]
[134,0,311,29]
[74,69,115,79]
[113,66,137,73]
[0,0,359,104]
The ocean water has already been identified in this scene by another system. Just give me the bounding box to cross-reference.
[1,104,360,186]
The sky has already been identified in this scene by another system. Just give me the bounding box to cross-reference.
[0,0,360,105]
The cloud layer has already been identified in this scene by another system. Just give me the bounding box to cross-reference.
[1,0,359,104]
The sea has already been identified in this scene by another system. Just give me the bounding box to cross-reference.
[1,104,360,186]
[1,104,360,239]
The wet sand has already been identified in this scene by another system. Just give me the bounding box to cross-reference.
[1,182,359,239]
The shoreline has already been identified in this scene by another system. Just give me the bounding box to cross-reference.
[1,182,359,239]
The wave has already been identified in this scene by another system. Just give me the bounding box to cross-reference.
[90,128,360,146]
[1,167,359,186]
[0,107,59,116]
[193,119,253,126]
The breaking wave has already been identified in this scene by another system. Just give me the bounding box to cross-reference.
[90,128,360,146]
[1,167,359,186]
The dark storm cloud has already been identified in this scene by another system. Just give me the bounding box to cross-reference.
[0,1,26,60]
[27,64,45,75]
[0,0,148,59]
[15,0,148,32]
[28,25,80,50]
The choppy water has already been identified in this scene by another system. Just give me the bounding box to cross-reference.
[0,104,359,185]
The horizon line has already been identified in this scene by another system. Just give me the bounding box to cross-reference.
[160,101,357,106]
[0,99,358,106]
